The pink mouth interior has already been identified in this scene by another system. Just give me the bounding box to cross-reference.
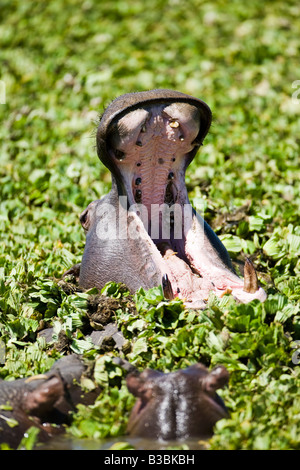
[108,102,266,307]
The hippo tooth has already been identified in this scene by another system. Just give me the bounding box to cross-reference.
[162,273,174,300]
[170,120,180,128]
[243,258,259,293]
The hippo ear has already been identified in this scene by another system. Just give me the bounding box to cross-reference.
[23,375,64,417]
[79,207,90,232]
[126,369,163,397]
[201,366,229,394]
[126,373,144,397]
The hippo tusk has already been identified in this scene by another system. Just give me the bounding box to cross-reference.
[243,258,259,293]
[162,273,174,300]
[25,374,49,383]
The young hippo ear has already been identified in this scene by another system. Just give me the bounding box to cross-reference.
[201,366,229,394]
[23,375,64,417]
[126,373,144,397]
[79,207,90,232]
[126,369,163,397]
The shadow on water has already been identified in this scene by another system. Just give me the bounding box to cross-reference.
[37,435,208,450]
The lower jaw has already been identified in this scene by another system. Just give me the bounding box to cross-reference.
[126,192,267,308]
[155,241,267,308]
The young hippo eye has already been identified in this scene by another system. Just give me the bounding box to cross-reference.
[79,208,90,232]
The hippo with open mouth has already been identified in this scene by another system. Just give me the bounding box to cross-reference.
[75,89,267,308]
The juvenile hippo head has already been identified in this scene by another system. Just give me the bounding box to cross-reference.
[0,355,100,449]
[78,89,266,308]
[126,363,229,440]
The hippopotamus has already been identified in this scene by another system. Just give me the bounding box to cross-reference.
[126,362,229,440]
[75,89,267,308]
[0,355,100,449]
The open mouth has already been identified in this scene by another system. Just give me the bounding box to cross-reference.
[80,90,267,308]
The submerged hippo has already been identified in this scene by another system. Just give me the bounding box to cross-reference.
[126,363,229,440]
[0,355,100,449]
[76,89,266,308]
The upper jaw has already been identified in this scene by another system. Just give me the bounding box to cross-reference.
[104,101,202,210]
[96,89,212,180]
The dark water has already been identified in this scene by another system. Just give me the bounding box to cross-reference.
[37,435,208,450]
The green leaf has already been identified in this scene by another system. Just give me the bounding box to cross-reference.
[130,337,148,357]
[108,442,135,450]
[263,238,284,259]
[219,235,242,253]
[248,216,265,232]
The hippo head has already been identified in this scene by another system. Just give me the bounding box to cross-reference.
[77,89,266,308]
[126,363,229,441]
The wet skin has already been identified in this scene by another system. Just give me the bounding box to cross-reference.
[76,89,267,308]
[126,363,229,440]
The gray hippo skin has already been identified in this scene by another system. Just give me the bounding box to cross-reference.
[78,89,267,308]
[0,355,100,449]
[126,363,229,440]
